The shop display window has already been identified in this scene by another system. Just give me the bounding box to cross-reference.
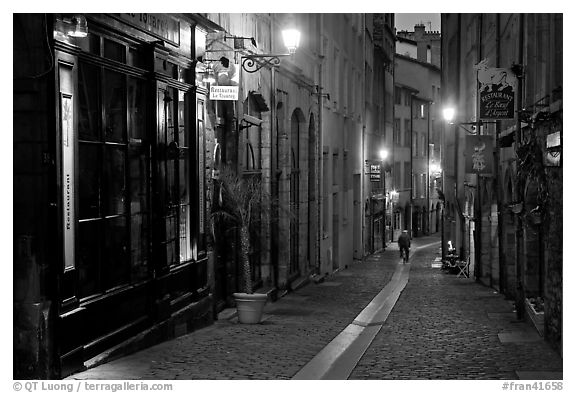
[77,59,150,297]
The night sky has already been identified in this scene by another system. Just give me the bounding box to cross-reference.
[395,13,441,32]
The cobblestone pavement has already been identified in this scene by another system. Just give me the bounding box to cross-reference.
[69,239,416,380]
[349,242,563,380]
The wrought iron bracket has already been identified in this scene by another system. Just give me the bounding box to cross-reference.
[241,54,291,73]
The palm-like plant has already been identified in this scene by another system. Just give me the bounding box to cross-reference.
[210,166,269,294]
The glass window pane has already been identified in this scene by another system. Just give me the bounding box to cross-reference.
[179,148,189,204]
[131,213,148,281]
[164,209,178,265]
[166,211,177,242]
[78,62,100,141]
[76,33,101,56]
[78,220,101,298]
[167,156,177,205]
[166,61,177,78]
[178,90,187,147]
[104,70,126,142]
[128,77,147,141]
[129,144,148,214]
[104,216,129,289]
[128,47,145,69]
[104,38,126,63]
[166,239,177,266]
[105,146,126,215]
[179,205,191,262]
[166,88,176,145]
[78,143,101,219]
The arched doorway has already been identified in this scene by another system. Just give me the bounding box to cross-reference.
[502,168,516,297]
[307,113,316,271]
[404,203,410,232]
[435,201,441,232]
[524,179,543,298]
[289,109,306,280]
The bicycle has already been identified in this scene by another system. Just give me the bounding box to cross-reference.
[400,247,409,264]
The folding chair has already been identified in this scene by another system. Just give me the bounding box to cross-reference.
[442,254,458,270]
[456,258,470,278]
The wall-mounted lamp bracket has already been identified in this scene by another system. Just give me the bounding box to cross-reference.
[313,85,331,100]
[241,54,291,73]
[452,120,497,134]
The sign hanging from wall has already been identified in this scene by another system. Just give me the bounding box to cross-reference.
[209,58,239,100]
[476,60,517,120]
[465,135,494,175]
[369,164,381,182]
[209,86,239,100]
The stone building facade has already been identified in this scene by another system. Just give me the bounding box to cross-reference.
[13,13,395,379]
[393,24,442,239]
[441,13,562,352]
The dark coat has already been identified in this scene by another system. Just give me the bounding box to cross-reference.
[398,233,411,248]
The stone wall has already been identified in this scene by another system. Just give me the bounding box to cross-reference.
[541,117,563,353]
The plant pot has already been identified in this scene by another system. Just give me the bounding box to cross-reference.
[233,293,268,324]
[524,298,545,336]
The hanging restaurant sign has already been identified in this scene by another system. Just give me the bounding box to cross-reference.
[209,86,239,100]
[465,135,494,175]
[476,61,517,120]
[209,59,239,100]
[369,164,381,182]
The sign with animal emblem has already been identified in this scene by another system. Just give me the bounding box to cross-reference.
[465,135,494,175]
[475,59,517,120]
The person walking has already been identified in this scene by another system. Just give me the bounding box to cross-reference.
[398,230,411,263]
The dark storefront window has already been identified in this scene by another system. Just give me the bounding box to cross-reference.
[157,87,193,265]
[104,38,126,63]
[77,61,149,298]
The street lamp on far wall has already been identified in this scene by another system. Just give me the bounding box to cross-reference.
[390,189,399,242]
[380,149,389,249]
[442,107,455,124]
[430,163,442,177]
[241,27,301,73]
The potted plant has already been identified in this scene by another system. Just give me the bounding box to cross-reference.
[210,166,271,324]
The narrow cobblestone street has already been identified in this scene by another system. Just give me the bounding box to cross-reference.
[349,240,563,379]
[67,237,402,380]
[67,234,562,380]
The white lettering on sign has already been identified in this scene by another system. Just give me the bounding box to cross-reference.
[61,94,75,269]
[66,173,71,230]
[115,13,180,45]
[209,86,239,101]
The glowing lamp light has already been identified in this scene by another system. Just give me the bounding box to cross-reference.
[442,107,455,123]
[282,29,300,54]
[67,15,88,38]
[379,149,389,161]
[430,163,442,174]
